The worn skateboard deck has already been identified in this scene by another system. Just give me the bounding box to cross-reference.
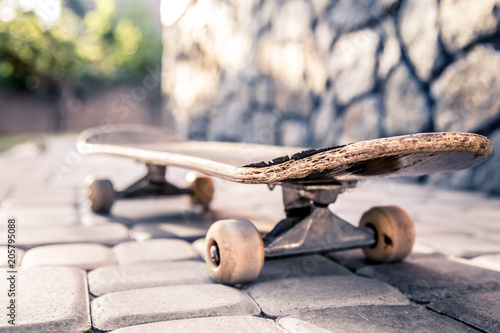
[77,125,492,184]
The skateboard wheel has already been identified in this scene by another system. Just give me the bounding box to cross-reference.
[359,206,415,263]
[87,178,116,213]
[186,172,214,209]
[205,219,264,285]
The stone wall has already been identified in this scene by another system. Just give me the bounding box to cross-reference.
[161,0,500,194]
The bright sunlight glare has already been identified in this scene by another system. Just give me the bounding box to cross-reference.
[161,0,190,26]
[13,0,62,28]
[0,0,16,22]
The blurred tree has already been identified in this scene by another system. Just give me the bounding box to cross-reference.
[0,0,162,130]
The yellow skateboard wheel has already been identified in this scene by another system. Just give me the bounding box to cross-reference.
[360,206,415,263]
[87,178,116,213]
[186,172,214,209]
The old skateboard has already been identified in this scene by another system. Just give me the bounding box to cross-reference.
[77,125,492,285]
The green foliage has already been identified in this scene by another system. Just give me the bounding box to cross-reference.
[0,0,162,92]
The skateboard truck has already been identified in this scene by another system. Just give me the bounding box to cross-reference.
[263,182,376,257]
[205,182,416,286]
[118,164,190,199]
[86,163,214,213]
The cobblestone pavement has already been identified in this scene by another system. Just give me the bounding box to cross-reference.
[0,136,499,332]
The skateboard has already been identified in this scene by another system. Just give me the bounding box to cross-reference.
[77,125,492,285]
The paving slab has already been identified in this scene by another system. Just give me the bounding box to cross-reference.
[278,305,479,333]
[255,255,353,283]
[463,205,500,233]
[357,257,500,303]
[0,185,10,202]
[113,239,201,265]
[106,197,197,224]
[415,209,500,240]
[0,246,24,267]
[91,284,260,331]
[192,237,206,260]
[411,221,467,241]
[478,230,500,244]
[131,221,211,242]
[79,201,155,227]
[245,276,409,317]
[0,267,91,332]
[6,189,77,207]
[428,291,500,333]
[88,260,213,296]
[416,233,500,258]
[0,223,130,249]
[0,206,79,227]
[112,315,282,333]
[277,318,331,333]
[430,188,487,205]
[324,249,373,271]
[79,210,128,226]
[325,248,446,271]
[21,243,116,270]
[467,254,500,272]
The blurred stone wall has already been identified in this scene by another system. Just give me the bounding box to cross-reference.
[161,0,500,194]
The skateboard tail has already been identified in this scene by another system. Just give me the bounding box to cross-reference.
[78,141,246,182]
